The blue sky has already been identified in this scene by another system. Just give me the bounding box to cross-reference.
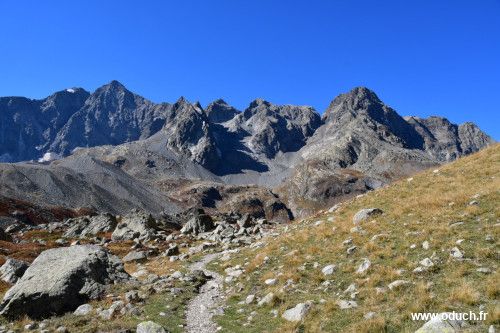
[0,1,499,139]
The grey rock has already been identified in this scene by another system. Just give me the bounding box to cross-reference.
[337,300,358,309]
[257,292,275,306]
[282,301,313,322]
[321,264,336,275]
[0,245,129,319]
[0,259,29,284]
[111,211,158,241]
[181,211,214,235]
[356,258,371,274]
[122,251,147,263]
[414,312,467,332]
[353,208,383,225]
[64,213,117,238]
[136,321,166,333]
[73,304,93,316]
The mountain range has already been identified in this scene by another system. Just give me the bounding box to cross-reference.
[0,81,494,219]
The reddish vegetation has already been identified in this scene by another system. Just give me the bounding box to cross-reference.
[0,195,94,225]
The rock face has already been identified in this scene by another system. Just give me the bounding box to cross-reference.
[0,259,29,284]
[226,99,322,158]
[0,88,89,162]
[0,245,129,319]
[50,81,170,157]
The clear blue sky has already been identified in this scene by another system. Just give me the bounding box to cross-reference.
[0,0,498,139]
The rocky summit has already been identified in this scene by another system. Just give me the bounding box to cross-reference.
[0,82,496,332]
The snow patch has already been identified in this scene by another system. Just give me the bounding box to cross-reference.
[38,152,62,163]
[66,88,76,93]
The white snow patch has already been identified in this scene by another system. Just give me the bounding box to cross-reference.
[38,152,62,163]
[66,88,76,93]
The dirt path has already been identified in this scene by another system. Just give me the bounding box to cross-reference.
[185,253,223,333]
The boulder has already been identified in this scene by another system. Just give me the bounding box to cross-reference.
[282,301,313,322]
[322,264,336,275]
[0,245,129,319]
[83,213,117,235]
[111,211,158,241]
[0,228,12,242]
[237,214,252,228]
[356,258,371,274]
[122,251,148,263]
[0,258,29,284]
[415,312,467,332]
[73,304,93,316]
[136,321,166,333]
[181,212,214,235]
[353,208,383,225]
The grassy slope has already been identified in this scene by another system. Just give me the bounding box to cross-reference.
[210,144,500,332]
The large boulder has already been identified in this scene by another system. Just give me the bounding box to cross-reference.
[111,211,158,241]
[64,214,117,238]
[0,258,29,284]
[0,245,129,319]
[180,210,215,235]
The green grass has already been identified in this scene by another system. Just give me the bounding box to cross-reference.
[211,144,500,333]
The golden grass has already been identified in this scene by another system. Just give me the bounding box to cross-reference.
[213,144,500,332]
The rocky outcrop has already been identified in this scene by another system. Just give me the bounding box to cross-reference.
[64,213,117,238]
[0,245,129,319]
[111,211,159,241]
[162,97,220,170]
[181,209,215,235]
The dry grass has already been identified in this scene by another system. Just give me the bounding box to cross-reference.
[212,144,500,332]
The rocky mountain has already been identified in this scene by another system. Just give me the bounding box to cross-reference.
[0,82,494,219]
[0,88,89,162]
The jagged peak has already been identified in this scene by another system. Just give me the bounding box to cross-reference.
[248,98,271,109]
[210,98,228,106]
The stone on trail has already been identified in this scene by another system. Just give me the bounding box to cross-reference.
[0,245,129,319]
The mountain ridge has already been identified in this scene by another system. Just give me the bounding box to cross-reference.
[0,81,494,219]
